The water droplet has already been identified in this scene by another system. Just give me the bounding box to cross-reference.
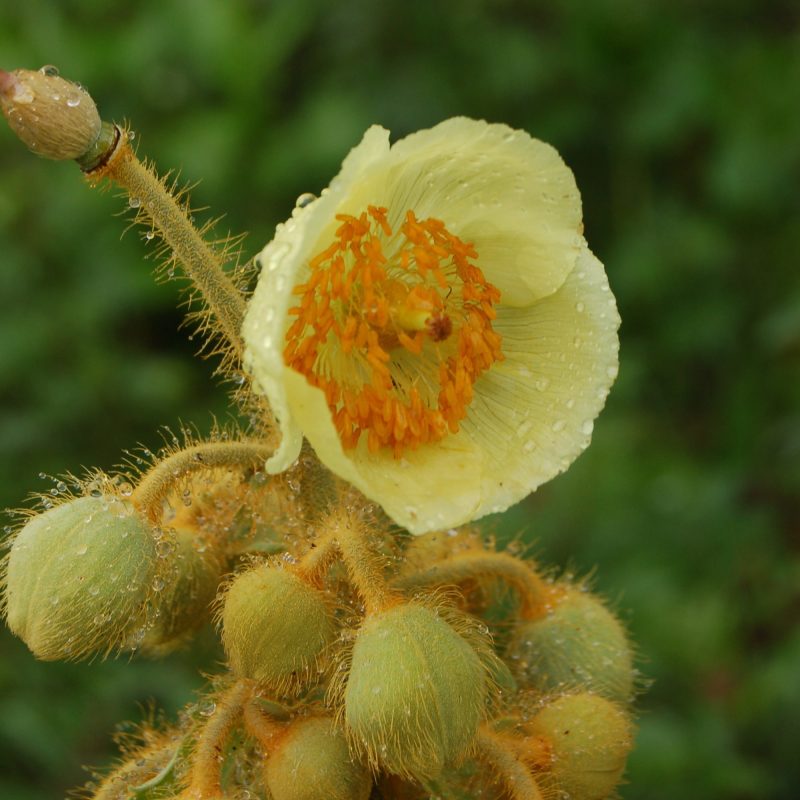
[88,585,100,597]
[75,544,88,556]
[90,488,103,498]
[551,419,566,433]
[523,440,537,453]
[66,96,81,108]
[144,230,155,241]
[39,65,59,77]
[606,364,619,379]
[119,481,133,497]
[573,336,582,348]
[517,420,532,437]
[127,130,136,141]
[295,191,316,208]
[128,196,141,208]
[56,481,67,493]
[575,301,585,313]
[151,577,165,592]
[535,377,550,392]
[565,398,575,410]
[581,419,594,435]
[198,700,216,717]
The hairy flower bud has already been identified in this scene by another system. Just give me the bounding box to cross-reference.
[530,693,634,800]
[3,495,157,660]
[506,587,634,703]
[221,564,333,690]
[139,527,226,655]
[265,716,371,800]
[0,67,102,160]
[343,603,488,780]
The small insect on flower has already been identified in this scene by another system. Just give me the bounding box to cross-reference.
[243,118,620,534]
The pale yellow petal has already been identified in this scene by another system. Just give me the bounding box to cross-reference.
[381,118,584,304]
[242,126,391,472]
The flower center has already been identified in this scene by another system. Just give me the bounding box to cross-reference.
[283,206,503,457]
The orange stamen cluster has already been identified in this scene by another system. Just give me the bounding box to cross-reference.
[283,205,503,457]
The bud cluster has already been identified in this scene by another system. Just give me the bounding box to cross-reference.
[4,478,638,799]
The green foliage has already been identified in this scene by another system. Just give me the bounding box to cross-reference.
[0,1,797,798]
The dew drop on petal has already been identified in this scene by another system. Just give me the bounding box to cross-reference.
[295,192,316,208]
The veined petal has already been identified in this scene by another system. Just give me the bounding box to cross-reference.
[384,118,584,304]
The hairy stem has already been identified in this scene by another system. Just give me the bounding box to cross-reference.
[184,680,252,799]
[87,127,247,363]
[131,441,272,523]
[393,551,551,619]
[242,698,282,750]
[295,529,339,584]
[475,728,546,800]
[326,511,397,615]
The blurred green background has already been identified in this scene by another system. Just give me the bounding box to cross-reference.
[1,1,798,798]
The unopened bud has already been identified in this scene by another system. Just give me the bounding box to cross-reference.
[530,693,634,800]
[139,527,226,655]
[3,495,156,660]
[0,66,101,159]
[265,716,372,800]
[507,587,634,703]
[221,564,334,690]
[344,603,487,780]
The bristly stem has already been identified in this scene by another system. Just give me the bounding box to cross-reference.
[131,441,272,524]
[84,127,247,364]
[393,551,552,619]
[322,509,398,615]
[184,680,252,799]
[475,728,547,800]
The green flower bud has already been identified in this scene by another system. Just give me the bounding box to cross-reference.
[265,716,371,800]
[530,693,634,800]
[139,527,226,655]
[344,603,487,780]
[3,495,156,660]
[507,588,634,703]
[221,564,333,690]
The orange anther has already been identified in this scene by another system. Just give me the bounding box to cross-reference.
[283,203,502,457]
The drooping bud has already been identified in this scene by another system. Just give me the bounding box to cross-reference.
[529,693,634,800]
[221,563,334,691]
[506,587,635,703]
[3,495,157,660]
[343,603,488,780]
[264,716,372,800]
[0,67,102,160]
[138,526,226,655]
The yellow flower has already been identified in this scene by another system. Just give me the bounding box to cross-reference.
[243,118,619,534]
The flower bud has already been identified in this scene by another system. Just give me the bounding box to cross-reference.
[506,587,634,703]
[138,527,226,655]
[344,603,487,780]
[530,693,633,800]
[221,564,333,690]
[265,716,371,800]
[3,495,156,660]
[0,67,101,160]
